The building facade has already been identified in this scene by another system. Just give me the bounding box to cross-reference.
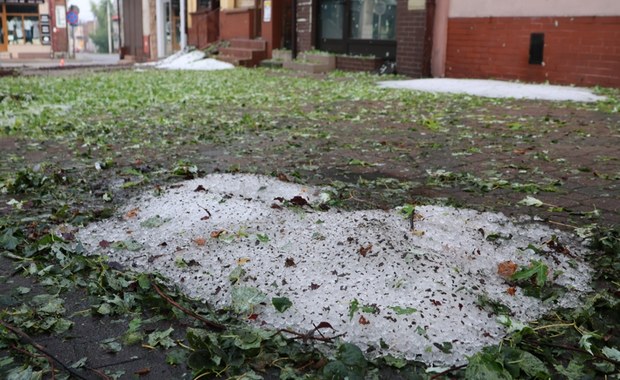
[434,0,620,87]
[1,0,69,59]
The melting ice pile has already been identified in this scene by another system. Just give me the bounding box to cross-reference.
[77,174,592,365]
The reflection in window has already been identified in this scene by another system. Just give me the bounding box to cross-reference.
[350,0,396,40]
[7,15,41,45]
[319,0,343,39]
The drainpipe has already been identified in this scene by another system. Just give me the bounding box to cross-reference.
[156,0,165,57]
[431,0,449,77]
[291,0,297,59]
[180,0,187,49]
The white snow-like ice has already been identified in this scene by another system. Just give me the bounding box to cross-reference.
[138,50,234,71]
[378,78,606,102]
[77,174,592,366]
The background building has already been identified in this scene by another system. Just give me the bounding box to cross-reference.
[1,0,69,59]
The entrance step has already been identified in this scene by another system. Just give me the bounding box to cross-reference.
[218,38,267,67]
[283,52,336,73]
[259,48,292,68]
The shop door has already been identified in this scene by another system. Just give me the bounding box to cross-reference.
[1,8,7,52]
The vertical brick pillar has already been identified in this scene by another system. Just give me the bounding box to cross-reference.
[296,0,313,51]
[396,0,432,77]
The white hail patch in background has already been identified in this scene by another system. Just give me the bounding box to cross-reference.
[77,174,592,366]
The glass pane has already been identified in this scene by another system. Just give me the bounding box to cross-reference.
[319,0,343,40]
[25,17,40,44]
[8,16,22,44]
[350,0,396,40]
[0,19,4,45]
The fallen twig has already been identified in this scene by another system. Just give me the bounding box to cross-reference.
[0,319,91,380]
[10,344,57,380]
[150,277,226,331]
[277,323,346,343]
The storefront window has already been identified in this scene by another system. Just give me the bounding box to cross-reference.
[350,0,395,40]
[5,4,41,45]
[319,0,343,39]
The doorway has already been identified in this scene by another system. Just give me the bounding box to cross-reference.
[317,0,396,58]
[163,0,181,55]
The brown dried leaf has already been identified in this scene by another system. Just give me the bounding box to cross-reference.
[359,244,373,257]
[498,261,518,278]
[125,208,139,219]
[507,287,517,296]
[210,230,225,239]
[285,257,296,267]
[134,368,150,376]
[358,315,370,325]
[194,237,206,246]
[237,257,250,265]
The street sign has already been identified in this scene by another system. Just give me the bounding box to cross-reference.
[67,10,78,26]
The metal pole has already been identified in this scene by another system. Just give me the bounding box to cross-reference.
[107,0,112,53]
[180,0,186,49]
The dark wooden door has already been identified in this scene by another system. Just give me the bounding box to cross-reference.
[122,0,145,60]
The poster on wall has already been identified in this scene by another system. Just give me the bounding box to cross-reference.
[407,0,425,10]
[263,0,272,22]
[55,5,67,28]
[40,14,51,45]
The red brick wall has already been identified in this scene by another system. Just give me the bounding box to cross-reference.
[220,8,257,40]
[446,16,620,88]
[296,0,313,51]
[396,0,433,77]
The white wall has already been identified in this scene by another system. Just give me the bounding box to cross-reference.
[449,0,620,18]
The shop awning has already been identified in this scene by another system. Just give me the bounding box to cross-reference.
[3,0,45,3]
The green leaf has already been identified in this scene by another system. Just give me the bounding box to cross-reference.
[100,338,122,353]
[53,318,73,334]
[348,298,359,320]
[71,357,88,369]
[579,334,596,355]
[323,361,350,379]
[147,327,176,349]
[602,346,620,361]
[465,349,512,380]
[518,196,544,207]
[137,274,150,290]
[511,260,548,287]
[165,348,188,365]
[140,215,167,228]
[382,354,407,369]
[554,360,586,380]
[272,297,293,312]
[230,286,267,314]
[256,233,270,243]
[388,306,417,315]
[228,265,245,284]
[338,343,366,369]
[0,228,20,251]
[518,351,548,378]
